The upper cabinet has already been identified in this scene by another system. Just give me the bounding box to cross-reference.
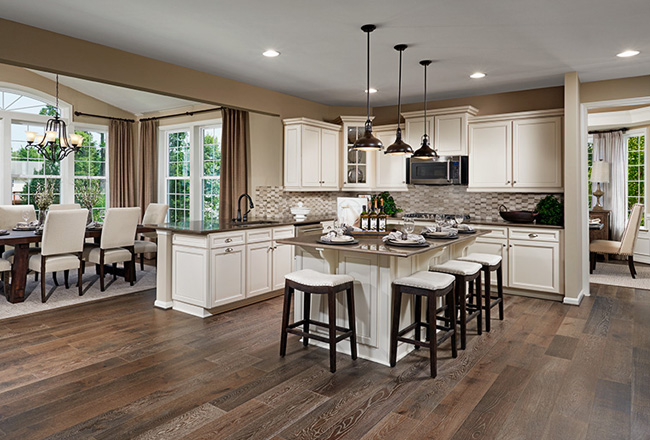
[468,110,563,192]
[338,116,375,190]
[283,118,341,191]
[374,125,408,191]
[403,106,478,156]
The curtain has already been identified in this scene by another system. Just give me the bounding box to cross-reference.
[595,130,626,240]
[219,108,249,223]
[138,120,159,218]
[109,120,136,208]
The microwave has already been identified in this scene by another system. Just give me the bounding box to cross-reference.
[408,156,468,185]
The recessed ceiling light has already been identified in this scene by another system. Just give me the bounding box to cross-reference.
[263,49,280,57]
[470,72,486,79]
[365,88,377,94]
[617,50,640,58]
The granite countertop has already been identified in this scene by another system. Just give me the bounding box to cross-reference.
[153,216,335,235]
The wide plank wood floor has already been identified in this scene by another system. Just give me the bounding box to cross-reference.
[0,283,647,439]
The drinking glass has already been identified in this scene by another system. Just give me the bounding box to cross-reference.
[435,214,445,230]
[455,215,464,226]
[403,218,415,235]
[21,209,30,223]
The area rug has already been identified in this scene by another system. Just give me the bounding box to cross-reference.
[589,261,650,289]
[0,266,156,321]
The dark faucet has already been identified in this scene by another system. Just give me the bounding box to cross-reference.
[235,193,254,222]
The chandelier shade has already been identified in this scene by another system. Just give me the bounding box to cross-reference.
[412,60,438,159]
[353,24,383,152]
[385,44,413,155]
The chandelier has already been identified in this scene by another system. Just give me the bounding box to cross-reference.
[25,74,82,161]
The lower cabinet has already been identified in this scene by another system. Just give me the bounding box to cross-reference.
[246,241,273,297]
[466,236,508,287]
[211,245,246,307]
[273,241,295,291]
[508,239,561,293]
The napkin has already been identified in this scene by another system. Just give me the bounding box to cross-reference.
[382,231,426,243]
[422,226,458,237]
[15,220,38,228]
[456,224,475,232]
[319,231,337,242]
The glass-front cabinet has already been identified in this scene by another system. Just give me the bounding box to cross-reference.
[338,116,374,190]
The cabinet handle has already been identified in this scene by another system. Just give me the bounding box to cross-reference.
[506,180,511,185]
[225,238,233,243]
[225,247,234,253]
[528,233,538,238]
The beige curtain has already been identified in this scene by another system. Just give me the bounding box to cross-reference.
[219,108,249,223]
[138,120,159,218]
[109,120,136,207]
[596,130,627,240]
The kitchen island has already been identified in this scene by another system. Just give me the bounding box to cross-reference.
[276,232,488,366]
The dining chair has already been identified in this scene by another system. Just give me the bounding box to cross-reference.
[590,203,644,278]
[0,205,40,271]
[82,207,140,291]
[0,257,10,297]
[28,209,88,302]
[48,204,82,211]
[134,203,168,270]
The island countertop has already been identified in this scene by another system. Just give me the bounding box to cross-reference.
[152,216,334,235]
[277,231,489,258]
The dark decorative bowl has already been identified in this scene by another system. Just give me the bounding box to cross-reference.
[498,204,538,223]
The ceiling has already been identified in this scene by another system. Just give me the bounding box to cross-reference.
[32,70,199,115]
[2,0,649,107]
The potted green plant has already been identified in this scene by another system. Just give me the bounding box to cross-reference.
[371,191,402,217]
[75,179,103,224]
[535,195,563,226]
[33,181,56,224]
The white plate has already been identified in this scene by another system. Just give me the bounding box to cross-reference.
[392,239,419,244]
[331,235,354,243]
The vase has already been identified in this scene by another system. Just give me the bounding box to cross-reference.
[86,208,93,225]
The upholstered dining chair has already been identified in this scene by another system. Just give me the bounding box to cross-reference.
[82,207,140,291]
[134,203,168,270]
[590,203,644,278]
[28,209,88,302]
[0,205,40,270]
[48,203,81,211]
[0,257,10,297]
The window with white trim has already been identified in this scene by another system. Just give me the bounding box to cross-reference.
[165,130,191,223]
[74,129,108,221]
[201,126,221,222]
[626,130,646,225]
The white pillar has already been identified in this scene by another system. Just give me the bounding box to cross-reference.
[154,229,173,309]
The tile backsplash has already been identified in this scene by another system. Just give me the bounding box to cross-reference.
[255,185,563,221]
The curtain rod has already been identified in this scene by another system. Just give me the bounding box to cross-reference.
[588,127,629,134]
[139,107,224,122]
[74,111,135,123]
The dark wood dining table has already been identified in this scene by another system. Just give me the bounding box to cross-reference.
[0,225,155,303]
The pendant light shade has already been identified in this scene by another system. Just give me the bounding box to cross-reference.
[412,60,438,159]
[353,24,383,152]
[385,44,413,155]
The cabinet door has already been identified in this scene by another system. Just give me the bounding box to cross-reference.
[173,245,209,307]
[508,240,560,293]
[435,113,467,155]
[320,128,339,189]
[469,121,512,189]
[284,125,301,189]
[301,125,322,188]
[210,245,246,307]
[246,241,273,297]
[465,237,508,287]
[272,241,294,290]
[338,251,378,347]
[375,128,407,190]
[405,117,434,150]
[513,117,562,189]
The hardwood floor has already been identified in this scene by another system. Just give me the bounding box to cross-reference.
[0,283,647,439]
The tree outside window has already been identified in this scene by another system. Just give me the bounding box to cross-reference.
[73,129,108,221]
[202,127,221,222]
[627,133,645,226]
[167,131,191,223]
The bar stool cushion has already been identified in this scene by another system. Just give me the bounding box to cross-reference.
[458,253,502,266]
[394,271,455,291]
[430,260,482,276]
[0,257,10,272]
[285,269,354,287]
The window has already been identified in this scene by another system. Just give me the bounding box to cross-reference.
[74,129,108,221]
[626,132,645,224]
[202,126,221,222]
[1,90,54,115]
[10,121,61,212]
[587,139,594,209]
[166,130,191,223]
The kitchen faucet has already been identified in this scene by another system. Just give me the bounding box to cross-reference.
[235,193,254,222]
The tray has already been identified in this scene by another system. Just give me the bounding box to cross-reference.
[457,229,476,234]
[317,239,359,245]
[0,230,9,236]
[385,239,429,248]
[12,227,37,232]
[423,232,458,240]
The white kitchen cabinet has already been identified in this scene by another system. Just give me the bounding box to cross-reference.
[465,236,508,287]
[509,240,561,294]
[468,110,563,192]
[210,245,246,307]
[404,115,432,151]
[173,243,209,307]
[338,116,375,190]
[283,118,341,191]
[272,242,294,291]
[403,106,478,156]
[374,125,408,191]
[246,241,273,297]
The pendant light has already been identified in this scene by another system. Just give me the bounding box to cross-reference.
[353,24,383,151]
[25,74,83,162]
[385,44,413,155]
[411,60,438,159]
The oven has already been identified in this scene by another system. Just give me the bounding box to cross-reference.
[408,156,468,185]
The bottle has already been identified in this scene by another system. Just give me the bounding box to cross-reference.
[369,199,378,231]
[360,205,369,231]
[378,198,387,232]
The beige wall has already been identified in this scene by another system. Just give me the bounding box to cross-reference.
[581,75,650,104]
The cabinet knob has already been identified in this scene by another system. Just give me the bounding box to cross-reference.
[502,244,506,247]
[225,247,234,253]
[225,238,233,243]
[528,233,538,238]
[506,180,511,185]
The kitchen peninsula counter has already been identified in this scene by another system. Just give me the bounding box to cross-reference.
[155,216,334,235]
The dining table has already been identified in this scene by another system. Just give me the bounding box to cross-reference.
[0,225,156,303]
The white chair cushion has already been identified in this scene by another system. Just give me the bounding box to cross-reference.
[83,246,132,265]
[394,271,455,291]
[134,240,157,254]
[430,260,482,276]
[285,269,354,287]
[0,257,10,272]
[2,247,41,264]
[458,253,502,266]
[29,254,80,272]
[589,240,621,255]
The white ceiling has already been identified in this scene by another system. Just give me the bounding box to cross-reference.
[3,0,650,107]
[32,70,199,115]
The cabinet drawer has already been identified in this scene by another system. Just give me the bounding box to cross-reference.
[471,225,508,239]
[246,228,273,243]
[173,234,208,248]
[273,226,295,240]
[210,231,245,248]
[509,228,560,242]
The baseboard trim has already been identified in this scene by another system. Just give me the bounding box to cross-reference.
[172,301,213,318]
[154,300,173,309]
[563,289,586,306]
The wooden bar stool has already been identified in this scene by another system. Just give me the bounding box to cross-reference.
[458,253,504,332]
[389,271,457,378]
[280,269,357,373]
[429,260,482,350]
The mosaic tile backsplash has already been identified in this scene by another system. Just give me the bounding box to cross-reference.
[254,185,563,221]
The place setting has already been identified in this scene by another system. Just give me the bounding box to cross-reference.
[382,218,429,247]
[318,220,359,245]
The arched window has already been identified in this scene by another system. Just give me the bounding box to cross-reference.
[0,90,57,116]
